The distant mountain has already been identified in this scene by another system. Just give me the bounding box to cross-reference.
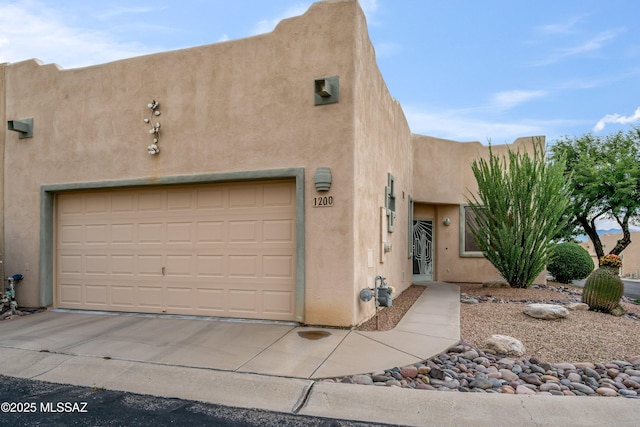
[576,227,640,242]
[598,228,623,236]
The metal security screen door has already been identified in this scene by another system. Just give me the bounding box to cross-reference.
[413,219,433,282]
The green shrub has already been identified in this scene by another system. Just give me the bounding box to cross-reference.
[548,242,594,284]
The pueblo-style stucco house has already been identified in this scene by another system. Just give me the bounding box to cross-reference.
[581,233,640,279]
[1,0,543,327]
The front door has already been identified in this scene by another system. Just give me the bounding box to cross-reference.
[413,219,433,282]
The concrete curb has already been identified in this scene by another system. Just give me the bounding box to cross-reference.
[301,381,640,427]
[2,347,639,427]
[0,347,312,414]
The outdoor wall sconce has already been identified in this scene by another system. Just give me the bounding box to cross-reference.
[143,100,161,154]
[7,118,33,139]
[314,167,332,191]
[314,76,339,105]
[443,218,451,226]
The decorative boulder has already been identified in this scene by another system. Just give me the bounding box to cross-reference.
[483,334,525,357]
[566,302,589,311]
[524,304,569,320]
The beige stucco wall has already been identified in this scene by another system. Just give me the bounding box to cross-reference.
[412,136,547,285]
[349,3,414,325]
[581,233,640,278]
[1,0,547,326]
[1,0,363,326]
[412,135,542,204]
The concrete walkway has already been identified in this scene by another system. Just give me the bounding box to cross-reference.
[1,282,639,426]
[0,282,458,380]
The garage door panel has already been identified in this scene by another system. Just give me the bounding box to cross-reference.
[60,254,83,274]
[138,255,164,275]
[85,285,108,305]
[228,289,259,314]
[86,195,108,214]
[228,255,259,278]
[263,182,295,207]
[263,291,294,315]
[167,190,193,211]
[138,287,163,308]
[228,220,258,242]
[60,225,83,245]
[195,288,226,312]
[263,220,294,242]
[112,285,135,307]
[60,195,84,215]
[138,223,163,243]
[138,192,163,212]
[86,225,108,244]
[59,283,83,305]
[85,255,108,275]
[166,222,193,244]
[166,287,194,310]
[111,224,136,244]
[196,188,224,210]
[111,255,135,275]
[112,193,136,212]
[56,180,296,320]
[229,186,259,208]
[196,221,225,243]
[263,255,294,278]
[165,255,193,277]
[195,255,225,277]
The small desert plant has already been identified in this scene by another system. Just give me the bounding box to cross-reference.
[548,242,594,284]
[582,267,624,313]
[600,254,622,268]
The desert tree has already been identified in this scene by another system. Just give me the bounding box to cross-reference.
[550,127,640,263]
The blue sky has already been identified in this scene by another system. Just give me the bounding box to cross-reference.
[1,0,639,145]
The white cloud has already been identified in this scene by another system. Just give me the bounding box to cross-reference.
[359,0,379,15]
[536,15,586,35]
[403,105,546,143]
[375,41,402,58]
[0,1,154,68]
[490,90,548,110]
[530,30,621,66]
[594,107,640,132]
[595,217,640,232]
[251,3,312,35]
[95,5,155,20]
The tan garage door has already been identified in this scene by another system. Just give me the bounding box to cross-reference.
[56,180,297,321]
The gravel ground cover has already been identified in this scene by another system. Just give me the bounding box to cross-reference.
[357,282,640,365]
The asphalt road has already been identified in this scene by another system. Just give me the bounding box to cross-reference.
[0,376,390,427]
[573,279,640,300]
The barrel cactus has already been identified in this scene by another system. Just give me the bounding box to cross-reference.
[581,266,624,313]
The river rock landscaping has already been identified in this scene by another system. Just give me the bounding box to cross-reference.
[339,283,640,397]
[324,343,640,398]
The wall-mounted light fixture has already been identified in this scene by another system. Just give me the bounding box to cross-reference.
[443,217,451,226]
[314,76,339,105]
[314,167,332,191]
[143,100,161,155]
[7,118,33,139]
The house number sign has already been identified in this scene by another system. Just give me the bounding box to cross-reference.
[313,195,334,207]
